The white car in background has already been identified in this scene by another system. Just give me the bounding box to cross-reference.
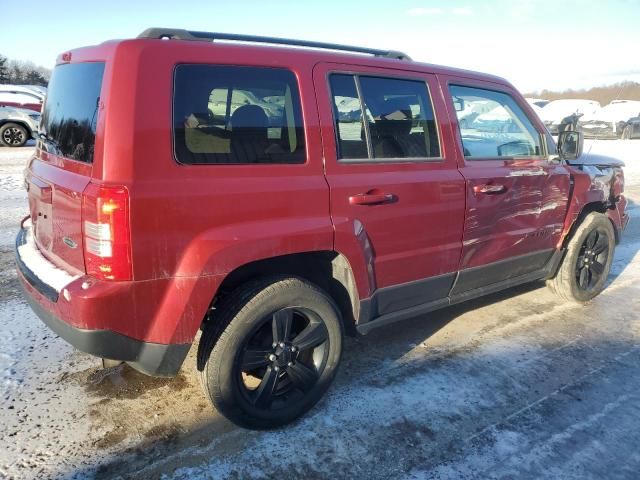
[0,106,40,147]
[0,85,46,113]
[457,100,494,128]
[469,103,543,132]
[539,99,600,134]
[525,97,549,108]
[578,100,640,139]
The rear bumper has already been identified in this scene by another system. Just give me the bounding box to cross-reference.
[19,281,190,376]
[15,225,190,376]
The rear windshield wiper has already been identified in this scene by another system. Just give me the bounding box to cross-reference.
[38,132,61,153]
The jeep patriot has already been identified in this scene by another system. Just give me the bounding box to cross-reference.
[16,28,628,429]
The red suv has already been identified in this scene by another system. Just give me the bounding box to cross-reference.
[16,28,629,429]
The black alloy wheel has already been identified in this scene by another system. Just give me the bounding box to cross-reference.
[198,276,343,429]
[575,228,609,291]
[238,306,329,410]
[548,212,615,303]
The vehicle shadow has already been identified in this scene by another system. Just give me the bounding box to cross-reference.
[63,280,563,480]
[61,203,640,479]
[53,203,640,479]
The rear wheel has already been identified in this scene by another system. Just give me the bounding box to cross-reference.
[0,122,29,147]
[548,212,615,302]
[198,276,343,429]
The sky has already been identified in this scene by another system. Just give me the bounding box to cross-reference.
[1,0,639,93]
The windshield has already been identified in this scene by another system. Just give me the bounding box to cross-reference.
[40,62,105,164]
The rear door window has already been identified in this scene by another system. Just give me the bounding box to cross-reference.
[329,73,440,161]
[450,85,543,159]
[173,65,305,164]
[40,62,105,164]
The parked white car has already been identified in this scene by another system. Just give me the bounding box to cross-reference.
[0,85,46,113]
[470,103,543,132]
[525,97,549,108]
[0,106,40,147]
[578,100,640,139]
[540,99,600,134]
[457,100,494,128]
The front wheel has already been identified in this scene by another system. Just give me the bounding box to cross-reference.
[198,276,343,429]
[548,212,615,302]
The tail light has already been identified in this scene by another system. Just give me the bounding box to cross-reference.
[82,183,132,281]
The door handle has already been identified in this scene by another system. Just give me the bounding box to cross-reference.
[473,184,507,194]
[349,191,395,206]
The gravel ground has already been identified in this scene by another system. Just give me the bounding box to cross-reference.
[0,140,639,479]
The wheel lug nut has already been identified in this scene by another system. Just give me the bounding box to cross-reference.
[268,354,277,361]
[287,362,293,367]
[272,343,277,348]
[274,366,280,372]
[291,346,297,352]
[279,342,285,348]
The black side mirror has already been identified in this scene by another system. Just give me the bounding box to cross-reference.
[557,130,583,161]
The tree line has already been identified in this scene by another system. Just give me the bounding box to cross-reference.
[0,54,51,86]
[525,81,640,106]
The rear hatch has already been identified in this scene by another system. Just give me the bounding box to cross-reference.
[26,62,105,275]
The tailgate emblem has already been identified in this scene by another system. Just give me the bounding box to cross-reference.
[63,237,78,249]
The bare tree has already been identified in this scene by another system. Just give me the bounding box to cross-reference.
[0,55,9,83]
[526,81,640,105]
[0,55,51,86]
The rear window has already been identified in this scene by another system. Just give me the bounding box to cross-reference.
[40,62,105,164]
[173,65,305,165]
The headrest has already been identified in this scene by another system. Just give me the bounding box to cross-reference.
[231,105,269,130]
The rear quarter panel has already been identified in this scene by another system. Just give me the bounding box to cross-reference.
[98,41,332,341]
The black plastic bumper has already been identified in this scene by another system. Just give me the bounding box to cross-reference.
[16,227,190,377]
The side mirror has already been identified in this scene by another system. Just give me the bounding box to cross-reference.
[557,130,583,161]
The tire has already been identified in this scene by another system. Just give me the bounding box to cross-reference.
[198,276,343,429]
[548,212,615,302]
[0,122,29,147]
[622,125,632,140]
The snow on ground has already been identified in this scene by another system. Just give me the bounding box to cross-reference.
[0,140,639,479]
[0,147,30,249]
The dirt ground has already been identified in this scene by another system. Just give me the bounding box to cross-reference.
[1,140,639,479]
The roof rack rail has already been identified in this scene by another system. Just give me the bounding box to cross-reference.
[137,28,412,61]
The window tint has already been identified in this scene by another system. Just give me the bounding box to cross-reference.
[174,65,305,164]
[450,85,542,159]
[329,74,440,161]
[40,62,105,164]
